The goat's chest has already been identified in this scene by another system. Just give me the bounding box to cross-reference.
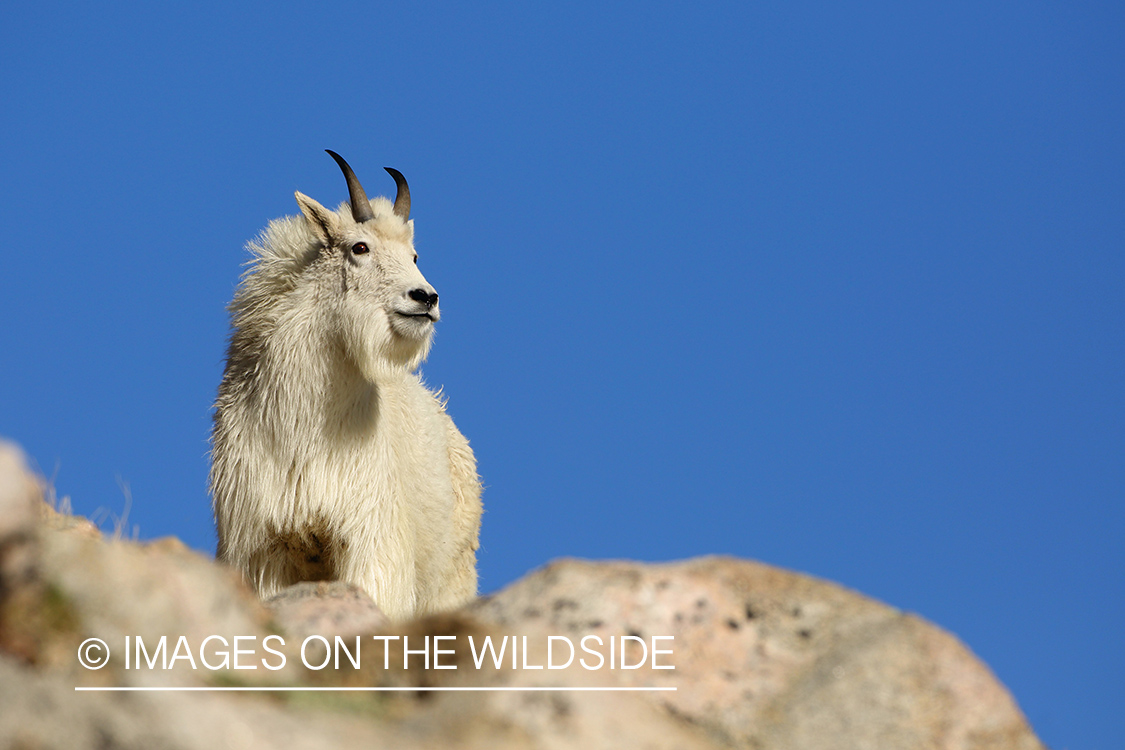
[299,381,454,534]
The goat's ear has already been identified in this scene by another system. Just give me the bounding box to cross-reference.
[295,191,340,246]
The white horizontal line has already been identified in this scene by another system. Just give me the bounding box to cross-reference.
[75,686,677,692]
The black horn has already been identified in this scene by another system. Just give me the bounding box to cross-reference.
[325,150,375,223]
[384,167,410,220]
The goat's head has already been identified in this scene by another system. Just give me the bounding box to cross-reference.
[293,151,438,374]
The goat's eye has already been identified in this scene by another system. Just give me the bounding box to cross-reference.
[352,242,369,255]
[413,255,418,264]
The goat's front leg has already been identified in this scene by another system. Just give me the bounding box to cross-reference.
[335,522,417,621]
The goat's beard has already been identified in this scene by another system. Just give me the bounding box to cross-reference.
[385,325,433,371]
[339,311,433,379]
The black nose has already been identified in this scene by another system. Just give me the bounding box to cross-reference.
[409,288,438,309]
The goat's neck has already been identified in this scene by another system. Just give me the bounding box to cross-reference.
[268,331,420,445]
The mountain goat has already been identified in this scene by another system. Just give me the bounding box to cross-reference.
[210,151,482,620]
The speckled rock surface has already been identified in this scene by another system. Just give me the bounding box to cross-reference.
[470,557,1045,750]
[0,439,1044,749]
[266,580,389,638]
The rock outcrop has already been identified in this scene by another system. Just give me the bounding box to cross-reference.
[0,440,1045,749]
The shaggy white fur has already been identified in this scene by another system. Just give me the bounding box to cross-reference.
[210,158,481,620]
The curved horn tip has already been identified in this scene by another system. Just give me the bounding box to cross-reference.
[324,150,375,223]
[324,149,352,174]
[384,167,411,220]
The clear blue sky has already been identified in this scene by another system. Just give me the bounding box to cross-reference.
[1,2,1120,745]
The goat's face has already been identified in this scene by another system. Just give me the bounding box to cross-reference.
[295,191,438,374]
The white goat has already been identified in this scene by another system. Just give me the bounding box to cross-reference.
[210,151,481,620]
